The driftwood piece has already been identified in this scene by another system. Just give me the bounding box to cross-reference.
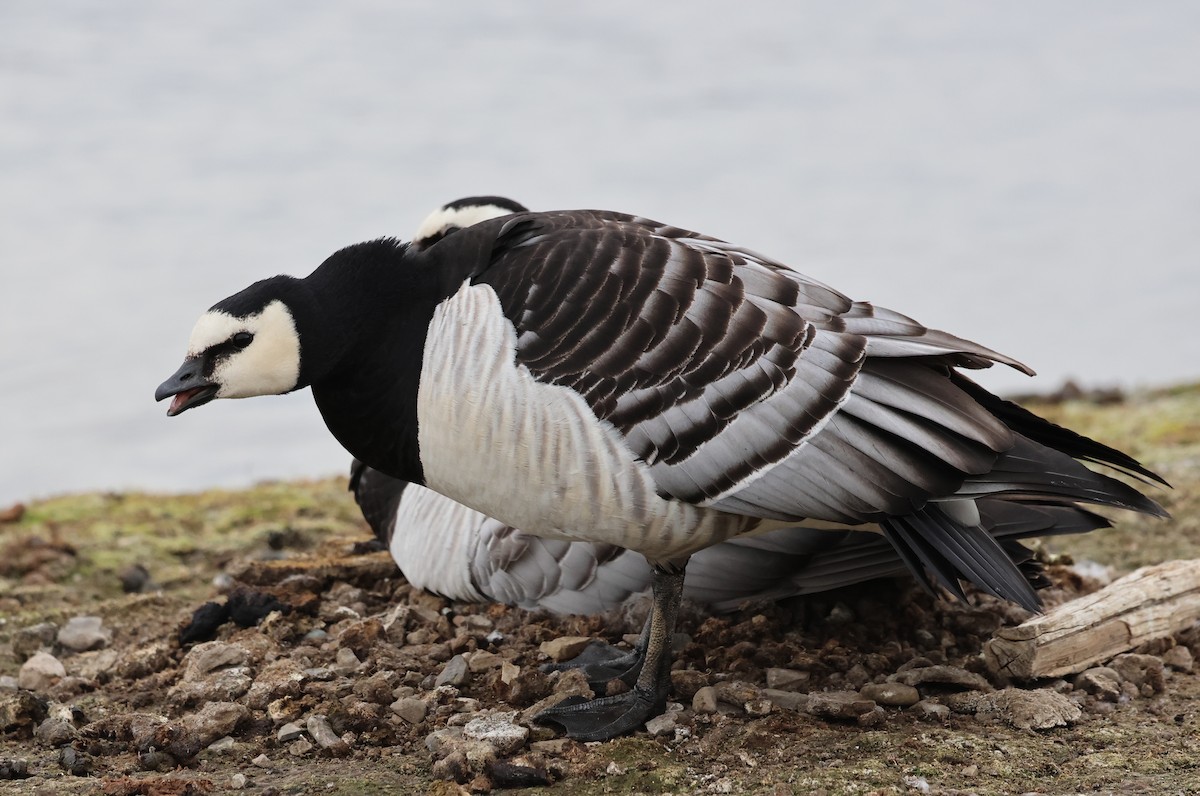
[984,559,1200,680]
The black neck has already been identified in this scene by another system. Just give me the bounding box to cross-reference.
[302,238,472,485]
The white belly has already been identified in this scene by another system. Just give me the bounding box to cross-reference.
[415,281,750,562]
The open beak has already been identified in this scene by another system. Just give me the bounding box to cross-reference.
[155,358,219,416]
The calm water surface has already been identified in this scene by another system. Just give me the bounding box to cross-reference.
[2,2,1198,503]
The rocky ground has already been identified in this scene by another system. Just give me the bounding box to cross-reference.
[0,383,1198,795]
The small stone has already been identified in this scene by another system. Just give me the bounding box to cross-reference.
[861,682,920,707]
[118,564,152,593]
[0,677,18,692]
[644,711,677,737]
[0,758,30,780]
[207,736,236,754]
[230,772,247,790]
[891,665,992,693]
[277,722,305,742]
[425,727,465,757]
[463,711,528,755]
[692,686,719,714]
[183,701,249,747]
[669,669,708,701]
[251,753,273,768]
[539,636,594,663]
[435,655,470,688]
[762,689,807,712]
[1111,654,1165,694]
[72,648,119,681]
[744,699,774,718]
[467,651,503,672]
[34,716,77,747]
[909,700,950,721]
[500,661,520,685]
[0,691,48,732]
[59,746,92,776]
[765,668,810,691]
[289,737,314,756]
[857,705,887,727]
[332,647,361,675]
[307,714,351,755]
[246,660,308,710]
[1074,668,1121,702]
[806,691,877,720]
[19,652,66,691]
[1162,646,1194,673]
[12,623,57,661]
[391,696,429,724]
[530,738,574,755]
[182,642,250,681]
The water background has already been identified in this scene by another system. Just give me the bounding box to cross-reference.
[2,2,1198,504]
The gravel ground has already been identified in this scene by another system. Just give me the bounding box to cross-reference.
[0,385,1198,795]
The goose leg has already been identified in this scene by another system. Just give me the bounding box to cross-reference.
[540,617,650,691]
[535,564,685,741]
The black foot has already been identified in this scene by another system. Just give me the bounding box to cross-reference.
[534,688,662,741]
[540,640,644,691]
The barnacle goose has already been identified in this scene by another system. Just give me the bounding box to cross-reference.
[356,197,1117,617]
[157,203,1166,740]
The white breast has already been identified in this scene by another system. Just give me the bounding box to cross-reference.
[415,281,751,563]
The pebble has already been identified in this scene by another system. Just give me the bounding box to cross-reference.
[251,753,273,768]
[806,691,878,721]
[644,711,677,737]
[1111,654,1165,694]
[207,736,236,754]
[0,758,29,780]
[909,700,950,721]
[230,772,248,790]
[391,696,428,725]
[307,714,351,755]
[860,682,920,707]
[467,650,503,672]
[538,636,593,662]
[277,722,306,742]
[57,616,110,653]
[34,715,77,747]
[765,668,810,691]
[761,689,807,712]
[12,623,57,661]
[425,727,465,757]
[19,651,66,691]
[1074,668,1122,702]
[332,647,361,675]
[118,563,152,594]
[289,737,315,756]
[0,677,16,692]
[891,665,993,693]
[692,686,719,714]
[435,655,470,688]
[246,659,307,709]
[181,641,250,681]
[463,711,528,755]
[1162,646,1195,673]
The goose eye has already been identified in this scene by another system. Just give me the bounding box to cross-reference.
[233,332,254,349]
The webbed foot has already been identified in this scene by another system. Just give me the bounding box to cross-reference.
[534,686,663,741]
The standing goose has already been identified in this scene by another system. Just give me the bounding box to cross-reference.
[157,206,1166,740]
[358,197,1120,617]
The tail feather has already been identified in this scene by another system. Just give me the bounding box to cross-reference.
[951,373,1169,487]
[883,505,1041,612]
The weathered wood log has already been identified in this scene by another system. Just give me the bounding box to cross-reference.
[984,558,1200,680]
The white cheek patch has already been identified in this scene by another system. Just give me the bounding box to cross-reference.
[187,301,301,398]
[413,203,516,244]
